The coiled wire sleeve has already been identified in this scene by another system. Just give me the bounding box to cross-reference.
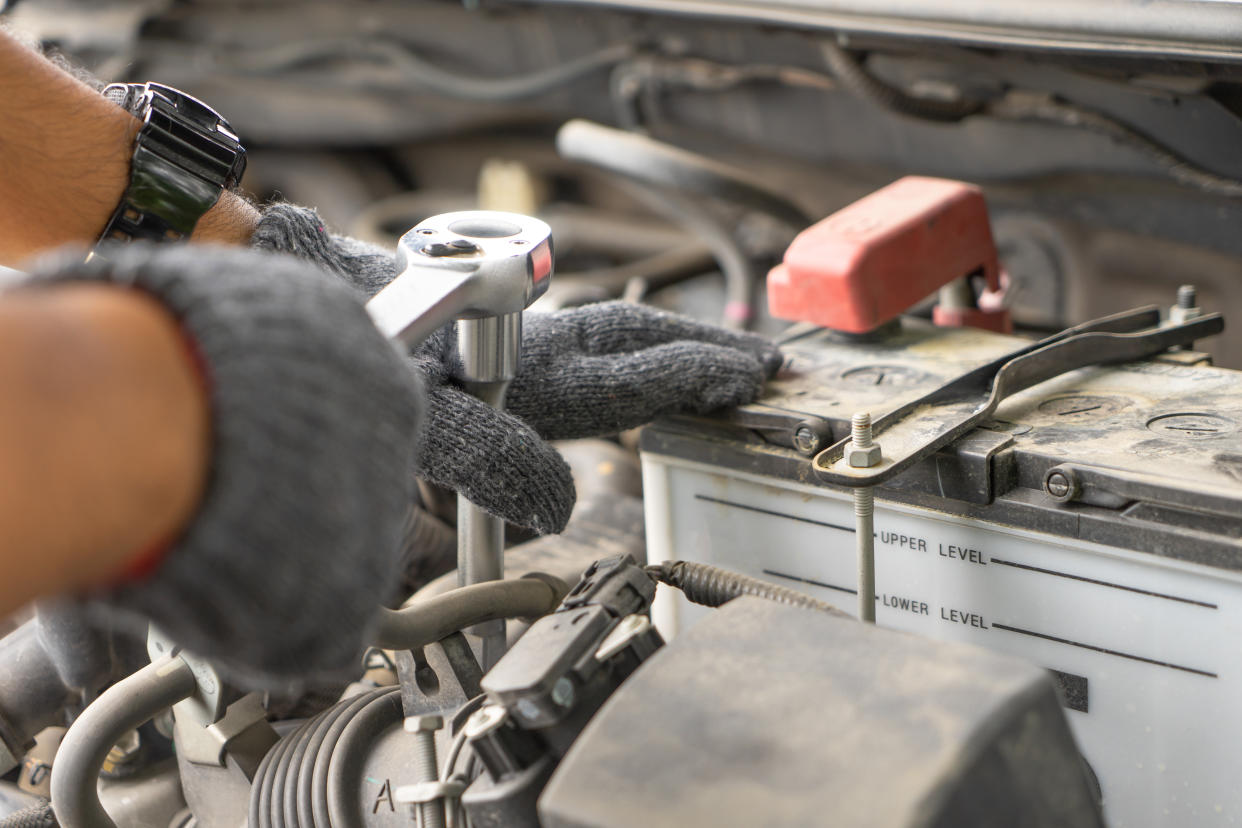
[248,687,402,828]
[647,561,849,618]
[0,800,58,828]
[50,655,196,828]
[370,575,568,651]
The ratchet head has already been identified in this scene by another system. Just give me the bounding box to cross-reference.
[366,211,553,349]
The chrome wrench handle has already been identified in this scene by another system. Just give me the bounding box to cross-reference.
[366,211,552,350]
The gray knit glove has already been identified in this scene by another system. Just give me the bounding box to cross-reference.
[30,244,423,688]
[253,204,782,534]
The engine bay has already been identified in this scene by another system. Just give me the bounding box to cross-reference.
[3,1,1242,825]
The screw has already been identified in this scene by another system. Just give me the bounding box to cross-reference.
[1044,468,1078,503]
[404,716,445,828]
[1045,471,1070,498]
[851,413,878,624]
[793,426,817,454]
[1177,285,1197,310]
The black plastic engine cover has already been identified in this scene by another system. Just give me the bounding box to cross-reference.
[538,596,1103,828]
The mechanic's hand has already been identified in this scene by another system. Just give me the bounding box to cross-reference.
[33,244,423,688]
[253,204,783,535]
[511,301,783,437]
[410,304,780,534]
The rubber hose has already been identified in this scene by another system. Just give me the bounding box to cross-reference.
[556,119,811,229]
[648,561,849,617]
[50,656,195,828]
[399,503,459,588]
[557,120,803,328]
[370,576,567,651]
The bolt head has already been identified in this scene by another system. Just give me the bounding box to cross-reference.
[404,714,444,733]
[846,442,882,468]
[1043,469,1078,502]
[1045,473,1069,497]
[793,426,818,454]
[551,677,575,708]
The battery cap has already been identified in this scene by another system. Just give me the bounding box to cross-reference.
[767,176,1004,333]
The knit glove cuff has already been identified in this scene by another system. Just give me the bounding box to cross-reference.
[29,244,423,689]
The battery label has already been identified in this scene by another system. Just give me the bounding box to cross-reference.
[644,453,1242,828]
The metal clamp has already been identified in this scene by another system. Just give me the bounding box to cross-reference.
[813,307,1224,488]
[395,779,469,805]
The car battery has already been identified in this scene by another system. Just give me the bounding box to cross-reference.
[641,315,1242,827]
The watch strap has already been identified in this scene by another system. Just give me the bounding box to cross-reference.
[98,83,246,245]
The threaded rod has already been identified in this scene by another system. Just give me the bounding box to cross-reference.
[851,411,877,623]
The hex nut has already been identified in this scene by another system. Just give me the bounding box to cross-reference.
[404,714,444,733]
[846,442,882,468]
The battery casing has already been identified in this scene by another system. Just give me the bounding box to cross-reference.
[641,318,1242,828]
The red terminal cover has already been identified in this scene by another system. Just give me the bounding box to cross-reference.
[768,176,1002,333]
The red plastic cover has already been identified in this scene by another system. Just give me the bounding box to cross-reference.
[767,176,1001,333]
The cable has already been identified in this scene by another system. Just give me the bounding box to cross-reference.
[50,656,196,828]
[558,120,799,328]
[647,561,850,617]
[987,91,1242,198]
[442,729,471,787]
[819,40,1242,197]
[558,244,716,294]
[223,38,636,102]
[440,693,484,783]
[370,575,568,651]
[819,41,984,122]
[610,54,837,130]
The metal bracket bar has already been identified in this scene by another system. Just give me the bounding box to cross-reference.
[813,308,1224,487]
[716,404,834,455]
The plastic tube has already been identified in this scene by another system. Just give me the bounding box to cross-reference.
[370,576,567,651]
[51,655,195,828]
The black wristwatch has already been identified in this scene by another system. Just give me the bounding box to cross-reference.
[97,82,246,246]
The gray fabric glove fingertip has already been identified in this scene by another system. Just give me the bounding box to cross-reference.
[29,244,423,690]
[417,380,576,534]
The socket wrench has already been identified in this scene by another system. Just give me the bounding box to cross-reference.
[367,211,553,669]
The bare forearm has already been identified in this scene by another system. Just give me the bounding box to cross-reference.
[0,285,209,615]
[0,26,259,266]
